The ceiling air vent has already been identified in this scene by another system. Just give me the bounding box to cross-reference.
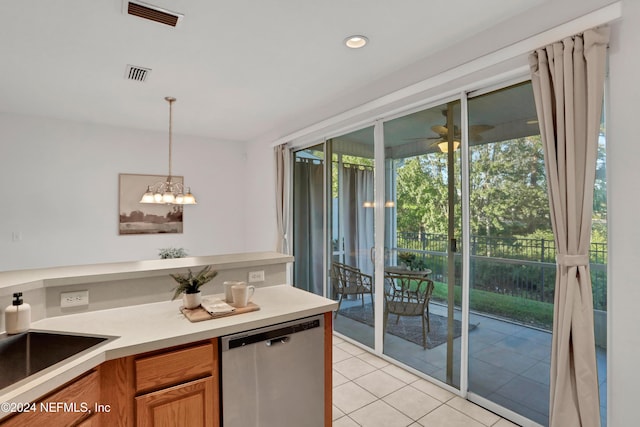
[125,1,184,27]
[125,65,151,82]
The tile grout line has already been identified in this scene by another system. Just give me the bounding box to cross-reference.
[332,340,518,427]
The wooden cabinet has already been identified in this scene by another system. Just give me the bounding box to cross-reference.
[136,376,214,427]
[1,312,332,427]
[0,369,100,427]
[100,339,219,427]
[135,343,214,393]
[134,342,217,427]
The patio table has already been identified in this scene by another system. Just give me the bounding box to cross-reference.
[384,266,432,277]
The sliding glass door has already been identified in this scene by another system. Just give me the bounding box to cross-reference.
[465,82,553,424]
[330,127,376,349]
[291,79,608,426]
[382,101,462,388]
[292,144,325,296]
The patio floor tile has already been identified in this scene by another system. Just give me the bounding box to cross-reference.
[493,375,550,415]
[467,358,517,396]
[521,360,551,386]
[472,344,539,374]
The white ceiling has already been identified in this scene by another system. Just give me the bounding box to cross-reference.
[0,0,546,143]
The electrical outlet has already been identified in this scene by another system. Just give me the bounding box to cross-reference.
[248,270,265,283]
[60,290,89,308]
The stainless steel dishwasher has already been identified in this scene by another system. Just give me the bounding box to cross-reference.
[220,315,325,427]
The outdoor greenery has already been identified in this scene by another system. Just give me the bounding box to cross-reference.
[318,128,608,317]
[395,135,607,243]
[159,247,188,259]
[430,280,554,330]
[393,135,607,311]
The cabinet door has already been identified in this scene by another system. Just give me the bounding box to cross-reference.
[135,376,214,427]
[0,370,99,427]
[76,413,99,427]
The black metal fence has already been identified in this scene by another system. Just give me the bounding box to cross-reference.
[396,232,607,311]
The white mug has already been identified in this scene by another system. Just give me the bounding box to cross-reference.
[231,283,255,308]
[223,281,242,303]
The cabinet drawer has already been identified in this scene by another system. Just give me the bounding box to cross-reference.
[135,343,214,393]
[0,370,99,427]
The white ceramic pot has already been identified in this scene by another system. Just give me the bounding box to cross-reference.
[182,291,202,309]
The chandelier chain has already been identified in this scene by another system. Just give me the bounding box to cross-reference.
[167,97,174,179]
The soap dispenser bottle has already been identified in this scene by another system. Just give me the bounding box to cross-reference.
[5,292,31,334]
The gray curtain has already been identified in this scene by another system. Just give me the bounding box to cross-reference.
[293,160,324,295]
[529,26,609,427]
[274,143,290,254]
[342,165,375,276]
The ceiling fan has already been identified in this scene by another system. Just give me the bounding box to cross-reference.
[406,110,493,153]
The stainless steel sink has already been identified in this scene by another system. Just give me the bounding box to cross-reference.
[0,330,115,390]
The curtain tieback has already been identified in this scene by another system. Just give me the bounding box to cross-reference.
[556,253,589,267]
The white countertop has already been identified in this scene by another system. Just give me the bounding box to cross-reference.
[0,284,337,415]
[0,251,294,296]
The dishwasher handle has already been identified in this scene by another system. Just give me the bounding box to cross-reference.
[266,336,290,347]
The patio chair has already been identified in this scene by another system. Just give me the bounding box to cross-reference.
[383,272,435,349]
[331,262,374,319]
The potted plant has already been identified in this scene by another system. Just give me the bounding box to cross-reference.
[159,247,188,259]
[170,265,217,309]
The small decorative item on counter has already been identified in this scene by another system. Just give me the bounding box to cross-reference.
[4,292,31,334]
[159,247,188,259]
[170,265,218,309]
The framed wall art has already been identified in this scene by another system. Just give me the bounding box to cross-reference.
[118,173,184,235]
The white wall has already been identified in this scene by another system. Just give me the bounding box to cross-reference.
[244,139,278,252]
[605,2,640,426]
[0,113,247,271]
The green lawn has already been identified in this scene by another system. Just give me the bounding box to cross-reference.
[430,281,554,330]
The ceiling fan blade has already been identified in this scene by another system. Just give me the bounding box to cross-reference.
[470,124,494,133]
[431,124,448,135]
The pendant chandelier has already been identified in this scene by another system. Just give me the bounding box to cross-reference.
[140,97,197,205]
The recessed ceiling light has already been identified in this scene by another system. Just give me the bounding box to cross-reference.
[526,119,539,125]
[344,35,368,49]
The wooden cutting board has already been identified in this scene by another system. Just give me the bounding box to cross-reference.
[180,302,260,323]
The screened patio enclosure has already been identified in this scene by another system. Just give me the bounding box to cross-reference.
[292,80,607,426]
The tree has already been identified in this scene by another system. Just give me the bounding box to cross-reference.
[468,136,550,238]
[395,154,453,235]
[394,136,551,239]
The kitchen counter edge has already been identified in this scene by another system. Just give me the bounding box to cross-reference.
[0,284,337,417]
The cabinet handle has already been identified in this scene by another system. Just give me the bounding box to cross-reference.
[265,336,290,347]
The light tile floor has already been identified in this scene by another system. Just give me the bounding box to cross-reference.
[332,334,520,427]
[333,301,607,426]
